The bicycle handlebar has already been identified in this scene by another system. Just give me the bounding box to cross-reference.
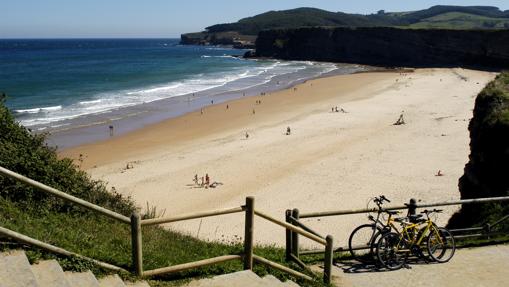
[380,195,391,203]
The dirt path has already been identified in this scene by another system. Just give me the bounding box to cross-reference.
[329,244,509,287]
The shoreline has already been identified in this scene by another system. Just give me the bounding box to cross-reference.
[60,68,497,247]
[46,62,367,150]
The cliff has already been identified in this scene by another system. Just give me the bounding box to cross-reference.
[448,72,509,228]
[253,27,509,69]
[180,31,256,48]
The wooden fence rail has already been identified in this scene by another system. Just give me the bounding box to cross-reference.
[0,226,126,272]
[0,166,130,224]
[299,195,509,218]
[254,210,327,246]
[141,206,245,226]
[143,255,242,277]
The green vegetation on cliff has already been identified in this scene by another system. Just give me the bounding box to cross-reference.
[448,72,509,229]
[0,97,320,285]
[205,6,509,35]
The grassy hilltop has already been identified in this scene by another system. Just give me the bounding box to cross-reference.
[182,5,509,46]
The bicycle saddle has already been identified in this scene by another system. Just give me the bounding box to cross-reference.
[386,210,400,215]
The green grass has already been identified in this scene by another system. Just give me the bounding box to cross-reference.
[408,12,509,29]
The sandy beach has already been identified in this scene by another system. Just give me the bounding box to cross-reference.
[60,68,496,248]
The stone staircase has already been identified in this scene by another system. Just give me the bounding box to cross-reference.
[185,270,300,287]
[0,250,150,287]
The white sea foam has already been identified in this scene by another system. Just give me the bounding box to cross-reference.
[79,99,102,105]
[201,55,241,60]
[15,105,62,114]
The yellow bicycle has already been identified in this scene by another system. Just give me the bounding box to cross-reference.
[376,209,456,270]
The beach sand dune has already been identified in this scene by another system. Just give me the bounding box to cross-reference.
[61,68,496,248]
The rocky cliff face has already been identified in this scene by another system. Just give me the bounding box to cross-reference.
[448,72,509,228]
[180,32,256,48]
[254,27,509,68]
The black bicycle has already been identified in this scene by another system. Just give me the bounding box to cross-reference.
[348,195,400,263]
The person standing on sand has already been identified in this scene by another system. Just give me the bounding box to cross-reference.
[286,126,291,135]
[193,174,198,185]
[205,174,210,188]
[109,125,114,136]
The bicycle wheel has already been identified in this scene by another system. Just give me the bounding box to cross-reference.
[348,224,382,263]
[369,228,391,257]
[376,232,406,270]
[427,227,455,263]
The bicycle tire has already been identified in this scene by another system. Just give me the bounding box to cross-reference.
[427,227,456,263]
[348,224,382,263]
[376,232,406,270]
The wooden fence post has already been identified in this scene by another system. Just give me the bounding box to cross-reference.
[324,235,334,284]
[244,197,255,270]
[285,209,293,261]
[291,208,300,259]
[131,213,143,276]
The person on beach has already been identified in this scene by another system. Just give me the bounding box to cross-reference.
[200,176,204,187]
[245,132,249,139]
[252,109,255,115]
[193,174,198,185]
[394,111,405,125]
[226,104,229,110]
[109,125,114,136]
[205,174,210,188]
[286,126,291,135]
[200,108,203,115]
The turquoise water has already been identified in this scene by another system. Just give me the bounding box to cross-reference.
[0,39,365,147]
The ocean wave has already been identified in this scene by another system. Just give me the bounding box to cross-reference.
[201,55,241,60]
[79,99,102,105]
[15,105,62,114]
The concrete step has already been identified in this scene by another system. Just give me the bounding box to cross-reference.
[31,260,71,287]
[280,279,300,287]
[262,274,286,286]
[185,270,299,287]
[0,250,40,287]
[98,274,126,287]
[65,270,100,287]
[125,281,151,287]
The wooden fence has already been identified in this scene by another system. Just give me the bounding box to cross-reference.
[0,166,324,283]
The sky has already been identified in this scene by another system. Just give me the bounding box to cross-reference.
[2,0,509,38]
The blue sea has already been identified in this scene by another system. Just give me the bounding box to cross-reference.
[0,39,367,148]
